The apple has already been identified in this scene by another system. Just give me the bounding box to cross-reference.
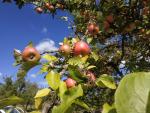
[22,46,41,63]
[142,7,150,15]
[106,14,114,23]
[103,21,110,31]
[65,78,76,88]
[35,7,43,14]
[87,23,99,35]
[59,44,71,55]
[45,2,55,11]
[86,71,96,81]
[73,41,90,56]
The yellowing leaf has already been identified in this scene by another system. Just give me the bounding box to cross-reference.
[96,74,116,89]
[87,65,96,70]
[35,98,42,109]
[34,88,50,98]
[46,71,61,90]
[42,54,58,61]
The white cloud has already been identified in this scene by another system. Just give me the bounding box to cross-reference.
[36,39,58,54]
[41,27,48,34]
[31,74,37,78]
[0,72,2,77]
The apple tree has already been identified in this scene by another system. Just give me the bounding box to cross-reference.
[2,0,150,113]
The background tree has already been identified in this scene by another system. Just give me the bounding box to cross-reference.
[0,76,39,111]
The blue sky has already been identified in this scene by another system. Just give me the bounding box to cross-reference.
[0,2,73,86]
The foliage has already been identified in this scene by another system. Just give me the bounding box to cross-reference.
[115,72,150,113]
[0,76,39,111]
[1,0,150,112]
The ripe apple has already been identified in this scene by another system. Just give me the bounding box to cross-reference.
[59,44,71,55]
[22,46,41,63]
[35,7,43,14]
[142,7,150,15]
[65,78,76,88]
[103,21,110,31]
[73,41,90,56]
[86,71,96,81]
[45,2,55,11]
[87,23,99,35]
[106,14,114,23]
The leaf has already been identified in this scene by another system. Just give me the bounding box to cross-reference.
[146,91,150,113]
[52,85,83,113]
[102,103,116,113]
[59,81,67,101]
[40,63,50,74]
[0,96,23,108]
[42,54,58,62]
[96,74,116,89]
[67,56,88,66]
[74,100,90,110]
[91,52,99,61]
[46,71,61,90]
[34,88,50,98]
[87,65,96,70]
[35,98,42,109]
[115,72,150,113]
[68,67,85,83]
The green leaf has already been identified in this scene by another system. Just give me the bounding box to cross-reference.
[102,103,116,113]
[59,81,67,101]
[91,52,99,61]
[115,72,150,113]
[74,100,90,110]
[96,74,116,89]
[52,85,83,113]
[68,67,85,83]
[42,54,58,62]
[86,37,93,44]
[0,96,23,108]
[46,71,61,90]
[34,88,50,98]
[67,56,88,66]
[146,91,150,113]
[40,63,50,74]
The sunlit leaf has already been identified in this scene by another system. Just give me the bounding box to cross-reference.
[42,54,58,61]
[46,71,61,90]
[34,88,50,98]
[35,98,42,109]
[115,72,150,113]
[102,103,116,113]
[52,85,83,113]
[96,74,116,89]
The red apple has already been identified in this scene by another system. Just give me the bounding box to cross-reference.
[35,7,43,14]
[45,2,55,11]
[106,15,114,23]
[22,46,41,63]
[65,78,76,88]
[59,44,71,55]
[86,71,96,81]
[103,21,110,31]
[73,41,90,56]
[87,23,99,35]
